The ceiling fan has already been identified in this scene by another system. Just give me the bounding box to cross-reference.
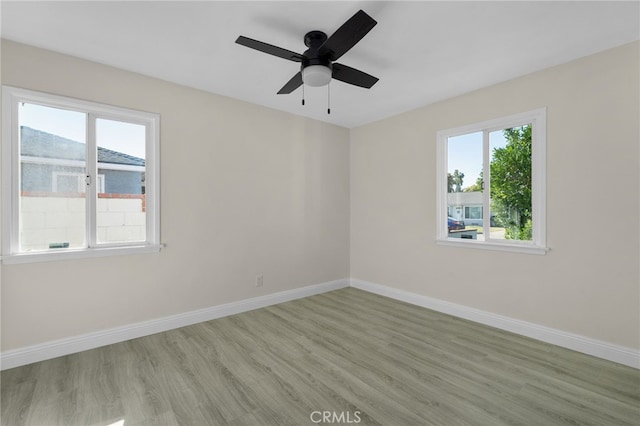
[235,9,379,99]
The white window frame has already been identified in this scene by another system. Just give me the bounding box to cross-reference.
[1,86,161,263]
[436,108,547,255]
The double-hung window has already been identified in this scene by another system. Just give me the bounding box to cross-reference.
[436,108,547,254]
[2,86,160,263]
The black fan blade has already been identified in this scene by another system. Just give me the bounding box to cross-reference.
[332,63,378,89]
[236,36,304,62]
[320,10,377,61]
[277,72,303,94]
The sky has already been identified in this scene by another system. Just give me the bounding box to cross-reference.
[447,130,508,190]
[19,102,146,159]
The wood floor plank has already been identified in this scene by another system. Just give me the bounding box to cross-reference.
[67,346,123,426]
[0,363,38,425]
[2,288,639,425]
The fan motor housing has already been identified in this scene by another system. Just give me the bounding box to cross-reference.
[302,31,332,72]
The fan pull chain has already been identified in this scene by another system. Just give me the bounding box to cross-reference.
[327,82,331,115]
[302,84,305,106]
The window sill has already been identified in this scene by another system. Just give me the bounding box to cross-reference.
[437,239,548,255]
[1,244,163,264]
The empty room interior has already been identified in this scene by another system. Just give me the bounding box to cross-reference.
[1,1,639,425]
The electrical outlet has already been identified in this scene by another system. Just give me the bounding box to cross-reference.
[256,275,264,287]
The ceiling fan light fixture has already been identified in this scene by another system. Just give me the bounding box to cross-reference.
[302,65,332,87]
[236,9,378,95]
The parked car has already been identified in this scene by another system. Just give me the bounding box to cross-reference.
[448,217,465,231]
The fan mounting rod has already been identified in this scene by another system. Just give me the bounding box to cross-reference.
[302,31,331,69]
[304,31,327,48]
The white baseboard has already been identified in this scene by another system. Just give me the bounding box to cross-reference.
[350,278,640,369]
[0,278,349,370]
[4,277,638,370]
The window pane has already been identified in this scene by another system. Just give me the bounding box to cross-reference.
[19,103,87,251]
[489,125,532,241]
[447,132,483,240]
[96,118,146,244]
[465,206,482,220]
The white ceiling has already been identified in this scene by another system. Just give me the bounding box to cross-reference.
[2,1,638,128]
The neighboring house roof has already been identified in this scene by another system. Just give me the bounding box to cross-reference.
[20,126,145,166]
[448,191,483,205]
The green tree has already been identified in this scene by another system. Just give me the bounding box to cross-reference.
[463,171,483,192]
[447,169,465,193]
[490,125,532,239]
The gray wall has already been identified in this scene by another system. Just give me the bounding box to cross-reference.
[350,42,639,349]
[2,39,638,356]
[1,40,350,351]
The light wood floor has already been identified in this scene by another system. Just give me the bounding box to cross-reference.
[2,288,639,425]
